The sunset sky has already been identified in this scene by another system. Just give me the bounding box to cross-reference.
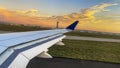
[0,0,120,33]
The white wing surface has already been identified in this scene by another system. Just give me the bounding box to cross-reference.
[0,21,79,68]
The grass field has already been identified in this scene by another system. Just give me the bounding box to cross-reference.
[65,31,120,39]
[49,39,120,63]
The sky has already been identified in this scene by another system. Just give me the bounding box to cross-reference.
[0,0,120,33]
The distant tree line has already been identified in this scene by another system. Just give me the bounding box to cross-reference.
[0,22,50,32]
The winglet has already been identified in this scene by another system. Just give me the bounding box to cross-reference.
[66,21,79,30]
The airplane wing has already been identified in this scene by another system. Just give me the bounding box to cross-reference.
[0,21,79,68]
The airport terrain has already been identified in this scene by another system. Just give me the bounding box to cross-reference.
[0,23,120,63]
[49,39,120,63]
[66,36,120,43]
[65,31,120,39]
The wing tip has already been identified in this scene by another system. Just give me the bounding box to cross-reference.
[66,20,79,30]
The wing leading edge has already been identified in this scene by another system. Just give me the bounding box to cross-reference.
[0,21,79,68]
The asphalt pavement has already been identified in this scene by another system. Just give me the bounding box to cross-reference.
[0,31,11,34]
[65,36,120,42]
[27,57,120,68]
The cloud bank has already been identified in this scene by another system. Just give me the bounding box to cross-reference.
[0,3,119,32]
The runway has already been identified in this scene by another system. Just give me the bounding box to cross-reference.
[27,57,120,68]
[0,31,11,34]
[65,36,120,42]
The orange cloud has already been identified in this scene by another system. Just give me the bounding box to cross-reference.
[15,9,38,16]
[49,3,118,29]
[0,7,53,27]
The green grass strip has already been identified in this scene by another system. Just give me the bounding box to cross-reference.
[49,39,120,63]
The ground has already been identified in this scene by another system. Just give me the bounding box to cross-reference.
[65,31,120,39]
[49,39,120,63]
